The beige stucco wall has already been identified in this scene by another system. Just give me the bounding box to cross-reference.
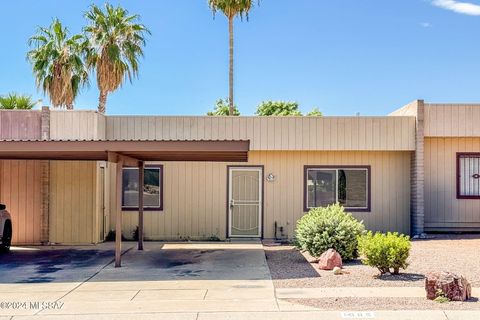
[106,150,411,240]
[425,137,480,231]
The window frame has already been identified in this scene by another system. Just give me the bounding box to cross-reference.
[122,165,164,211]
[303,165,371,212]
[456,153,480,200]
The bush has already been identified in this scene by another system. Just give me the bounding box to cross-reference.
[358,231,411,275]
[294,204,365,260]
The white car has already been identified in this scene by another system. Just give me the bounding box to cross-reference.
[0,204,12,252]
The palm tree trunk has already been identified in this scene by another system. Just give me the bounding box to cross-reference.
[66,104,74,110]
[228,16,234,116]
[98,90,108,114]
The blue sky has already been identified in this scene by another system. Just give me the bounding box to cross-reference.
[1,0,480,115]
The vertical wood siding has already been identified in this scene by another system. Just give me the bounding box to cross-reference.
[50,111,106,140]
[0,110,41,140]
[108,151,411,240]
[0,160,42,244]
[425,137,480,230]
[425,104,480,137]
[49,161,99,244]
[105,116,416,151]
[0,111,42,244]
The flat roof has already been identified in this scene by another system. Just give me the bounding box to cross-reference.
[0,140,249,162]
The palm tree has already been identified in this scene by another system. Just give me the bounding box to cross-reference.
[208,0,258,116]
[27,19,88,109]
[83,3,150,114]
[0,93,38,109]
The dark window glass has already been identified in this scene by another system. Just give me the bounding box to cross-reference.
[307,170,336,208]
[338,170,367,208]
[122,167,162,209]
[306,168,368,210]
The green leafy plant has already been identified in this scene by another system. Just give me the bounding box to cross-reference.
[27,18,88,109]
[433,289,450,303]
[256,100,302,116]
[0,93,37,109]
[294,203,365,260]
[306,107,322,116]
[207,234,221,241]
[83,3,150,113]
[207,98,240,116]
[105,229,126,241]
[208,0,259,115]
[358,231,411,275]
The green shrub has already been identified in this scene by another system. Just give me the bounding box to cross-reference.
[358,231,411,275]
[294,204,365,260]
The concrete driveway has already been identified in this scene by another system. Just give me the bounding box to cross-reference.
[0,241,281,318]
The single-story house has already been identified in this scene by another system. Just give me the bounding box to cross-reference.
[1,100,479,247]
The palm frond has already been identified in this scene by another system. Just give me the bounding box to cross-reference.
[27,18,88,108]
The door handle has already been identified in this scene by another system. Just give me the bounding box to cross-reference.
[230,199,235,209]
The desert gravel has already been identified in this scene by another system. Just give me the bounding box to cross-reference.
[264,235,480,288]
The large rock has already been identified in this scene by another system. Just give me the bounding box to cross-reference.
[318,249,342,270]
[425,271,472,301]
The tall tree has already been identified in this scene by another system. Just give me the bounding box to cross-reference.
[27,19,87,109]
[83,3,150,114]
[207,98,240,116]
[208,0,258,116]
[256,101,302,116]
[0,93,38,110]
[307,107,323,116]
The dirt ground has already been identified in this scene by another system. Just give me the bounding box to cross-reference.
[265,235,480,310]
[264,235,480,288]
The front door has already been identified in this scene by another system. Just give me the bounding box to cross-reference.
[228,167,263,238]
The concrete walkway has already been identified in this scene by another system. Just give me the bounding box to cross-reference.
[276,287,480,299]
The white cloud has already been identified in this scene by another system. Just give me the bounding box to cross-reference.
[432,0,480,16]
[420,22,432,27]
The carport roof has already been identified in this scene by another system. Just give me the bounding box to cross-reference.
[0,140,250,162]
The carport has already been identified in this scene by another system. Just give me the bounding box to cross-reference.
[0,140,249,267]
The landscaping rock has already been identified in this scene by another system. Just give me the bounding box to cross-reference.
[318,249,342,270]
[425,271,472,301]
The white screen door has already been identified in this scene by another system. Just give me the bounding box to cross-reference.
[228,167,262,237]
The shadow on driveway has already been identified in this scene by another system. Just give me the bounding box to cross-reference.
[0,245,118,284]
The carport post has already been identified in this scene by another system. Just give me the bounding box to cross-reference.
[138,161,144,250]
[115,158,124,267]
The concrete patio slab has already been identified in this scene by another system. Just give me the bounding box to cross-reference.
[205,287,275,300]
[197,311,450,320]
[133,289,206,300]
[37,299,280,315]
[10,314,198,320]
[0,243,133,284]
[61,290,139,302]
[444,310,480,320]
[76,279,274,291]
[276,287,480,299]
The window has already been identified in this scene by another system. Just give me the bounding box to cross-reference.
[457,153,480,199]
[122,166,163,210]
[304,166,370,211]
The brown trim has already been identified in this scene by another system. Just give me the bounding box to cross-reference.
[121,165,164,211]
[456,152,480,200]
[303,165,371,212]
[0,140,249,162]
[226,165,264,239]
